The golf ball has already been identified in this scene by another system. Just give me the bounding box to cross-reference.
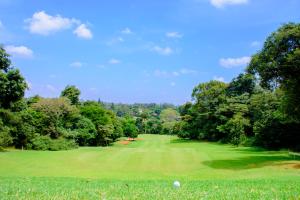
[173,181,180,188]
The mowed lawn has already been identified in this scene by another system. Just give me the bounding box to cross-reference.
[0,134,300,199]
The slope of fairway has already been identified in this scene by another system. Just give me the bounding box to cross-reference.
[0,134,299,180]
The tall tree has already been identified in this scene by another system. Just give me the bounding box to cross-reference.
[61,85,81,105]
[0,46,27,109]
[247,23,300,119]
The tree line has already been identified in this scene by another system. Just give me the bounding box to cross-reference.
[0,47,179,150]
[173,23,300,151]
[1,23,299,151]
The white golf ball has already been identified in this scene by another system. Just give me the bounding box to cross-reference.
[173,181,180,188]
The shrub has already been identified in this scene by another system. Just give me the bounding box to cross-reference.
[31,136,78,151]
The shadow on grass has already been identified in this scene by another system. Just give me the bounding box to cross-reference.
[202,155,296,170]
[170,138,213,144]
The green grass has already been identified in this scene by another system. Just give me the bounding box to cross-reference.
[0,134,299,199]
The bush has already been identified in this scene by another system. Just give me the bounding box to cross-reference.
[30,136,78,151]
[253,113,300,151]
[217,114,250,145]
[0,120,13,148]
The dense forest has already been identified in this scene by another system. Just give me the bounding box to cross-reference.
[0,23,299,151]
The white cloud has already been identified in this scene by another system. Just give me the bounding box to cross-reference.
[166,32,183,39]
[170,82,176,87]
[46,84,57,92]
[70,61,83,68]
[251,41,260,47]
[179,68,197,75]
[106,37,124,46]
[73,24,93,39]
[108,58,121,65]
[121,27,133,34]
[220,56,251,68]
[152,46,173,56]
[0,20,3,29]
[154,68,197,78]
[210,0,248,8]
[4,45,33,58]
[154,70,169,77]
[25,11,78,35]
[213,76,225,82]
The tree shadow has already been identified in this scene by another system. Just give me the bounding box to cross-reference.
[202,155,297,170]
[170,138,202,144]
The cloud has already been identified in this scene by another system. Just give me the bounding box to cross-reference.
[73,24,93,39]
[179,68,197,75]
[213,76,225,82]
[121,27,133,34]
[154,68,197,78]
[108,58,121,64]
[166,32,183,39]
[70,61,84,68]
[106,37,124,46]
[170,82,176,87]
[0,20,3,29]
[154,70,169,77]
[4,45,33,58]
[25,11,78,35]
[46,84,57,92]
[152,46,173,56]
[210,0,248,8]
[220,56,251,68]
[251,41,261,47]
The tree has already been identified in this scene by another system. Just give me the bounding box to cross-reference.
[0,46,27,109]
[122,116,138,138]
[0,119,13,149]
[61,85,81,105]
[191,80,228,140]
[247,23,300,119]
[160,108,180,134]
[226,73,256,97]
[80,101,123,146]
[31,97,79,138]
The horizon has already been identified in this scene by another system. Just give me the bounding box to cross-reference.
[1,0,299,104]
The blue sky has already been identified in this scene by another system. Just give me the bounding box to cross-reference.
[0,0,299,104]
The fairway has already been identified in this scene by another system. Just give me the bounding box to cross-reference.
[1,134,300,199]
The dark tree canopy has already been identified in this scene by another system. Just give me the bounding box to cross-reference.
[0,46,27,109]
[247,23,300,119]
[226,73,256,97]
[60,85,81,105]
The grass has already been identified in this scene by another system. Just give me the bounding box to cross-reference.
[0,134,299,199]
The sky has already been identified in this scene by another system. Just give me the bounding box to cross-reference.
[0,0,299,104]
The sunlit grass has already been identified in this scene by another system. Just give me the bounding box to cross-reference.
[0,134,299,199]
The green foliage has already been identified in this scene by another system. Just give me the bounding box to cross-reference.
[226,73,256,96]
[217,114,250,145]
[74,116,96,146]
[0,46,27,109]
[160,108,180,135]
[30,136,78,151]
[0,119,13,148]
[31,97,79,138]
[175,24,300,151]
[146,118,162,134]
[122,116,138,138]
[190,80,227,140]
[61,85,81,105]
[248,23,300,119]
[80,101,123,146]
